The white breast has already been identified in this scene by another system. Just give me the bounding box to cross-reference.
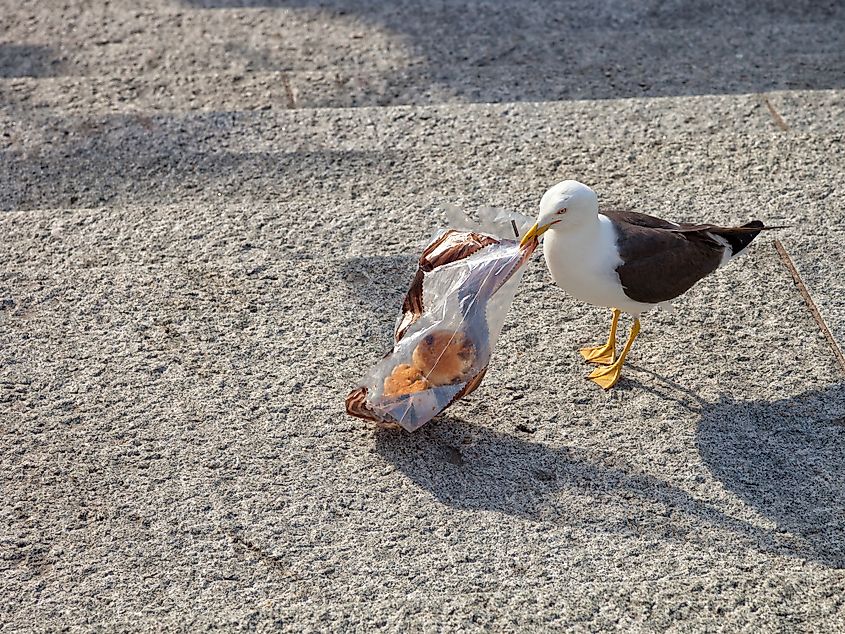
[542,214,655,315]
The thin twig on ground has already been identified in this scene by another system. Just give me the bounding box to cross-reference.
[774,239,845,375]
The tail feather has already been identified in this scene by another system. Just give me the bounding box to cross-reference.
[671,220,786,259]
[712,220,764,256]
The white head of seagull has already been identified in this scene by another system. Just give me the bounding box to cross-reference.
[521,180,599,244]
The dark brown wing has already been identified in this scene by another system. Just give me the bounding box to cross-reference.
[603,209,685,231]
[603,210,724,304]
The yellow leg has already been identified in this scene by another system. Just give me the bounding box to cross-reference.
[588,318,641,390]
[579,308,621,365]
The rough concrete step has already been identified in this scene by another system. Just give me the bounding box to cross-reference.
[4,216,845,633]
[2,93,843,351]
[2,92,842,222]
[5,2,843,76]
[2,1,843,105]
[4,44,845,114]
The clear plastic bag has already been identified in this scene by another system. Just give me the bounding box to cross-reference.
[346,210,538,432]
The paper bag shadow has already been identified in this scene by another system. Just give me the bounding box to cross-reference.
[374,382,845,568]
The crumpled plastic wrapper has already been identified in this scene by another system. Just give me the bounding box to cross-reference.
[345,208,537,432]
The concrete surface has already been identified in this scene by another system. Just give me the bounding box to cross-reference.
[2,0,844,108]
[2,0,845,631]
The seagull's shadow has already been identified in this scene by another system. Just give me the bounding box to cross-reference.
[622,363,707,412]
[696,383,845,568]
[628,367,845,567]
[375,381,845,568]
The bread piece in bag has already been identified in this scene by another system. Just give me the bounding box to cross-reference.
[346,228,537,432]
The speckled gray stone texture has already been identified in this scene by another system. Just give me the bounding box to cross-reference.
[2,0,845,109]
[784,232,845,357]
[2,0,845,631]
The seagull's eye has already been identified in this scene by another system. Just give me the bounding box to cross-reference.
[556,208,567,215]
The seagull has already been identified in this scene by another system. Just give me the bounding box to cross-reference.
[520,180,770,389]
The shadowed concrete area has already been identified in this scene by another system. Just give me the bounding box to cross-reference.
[0,44,64,78]
[697,386,845,568]
[182,0,845,103]
[377,384,845,570]
[2,1,844,111]
[2,0,845,630]
[1,140,387,211]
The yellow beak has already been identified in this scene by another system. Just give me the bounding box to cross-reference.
[519,222,552,247]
